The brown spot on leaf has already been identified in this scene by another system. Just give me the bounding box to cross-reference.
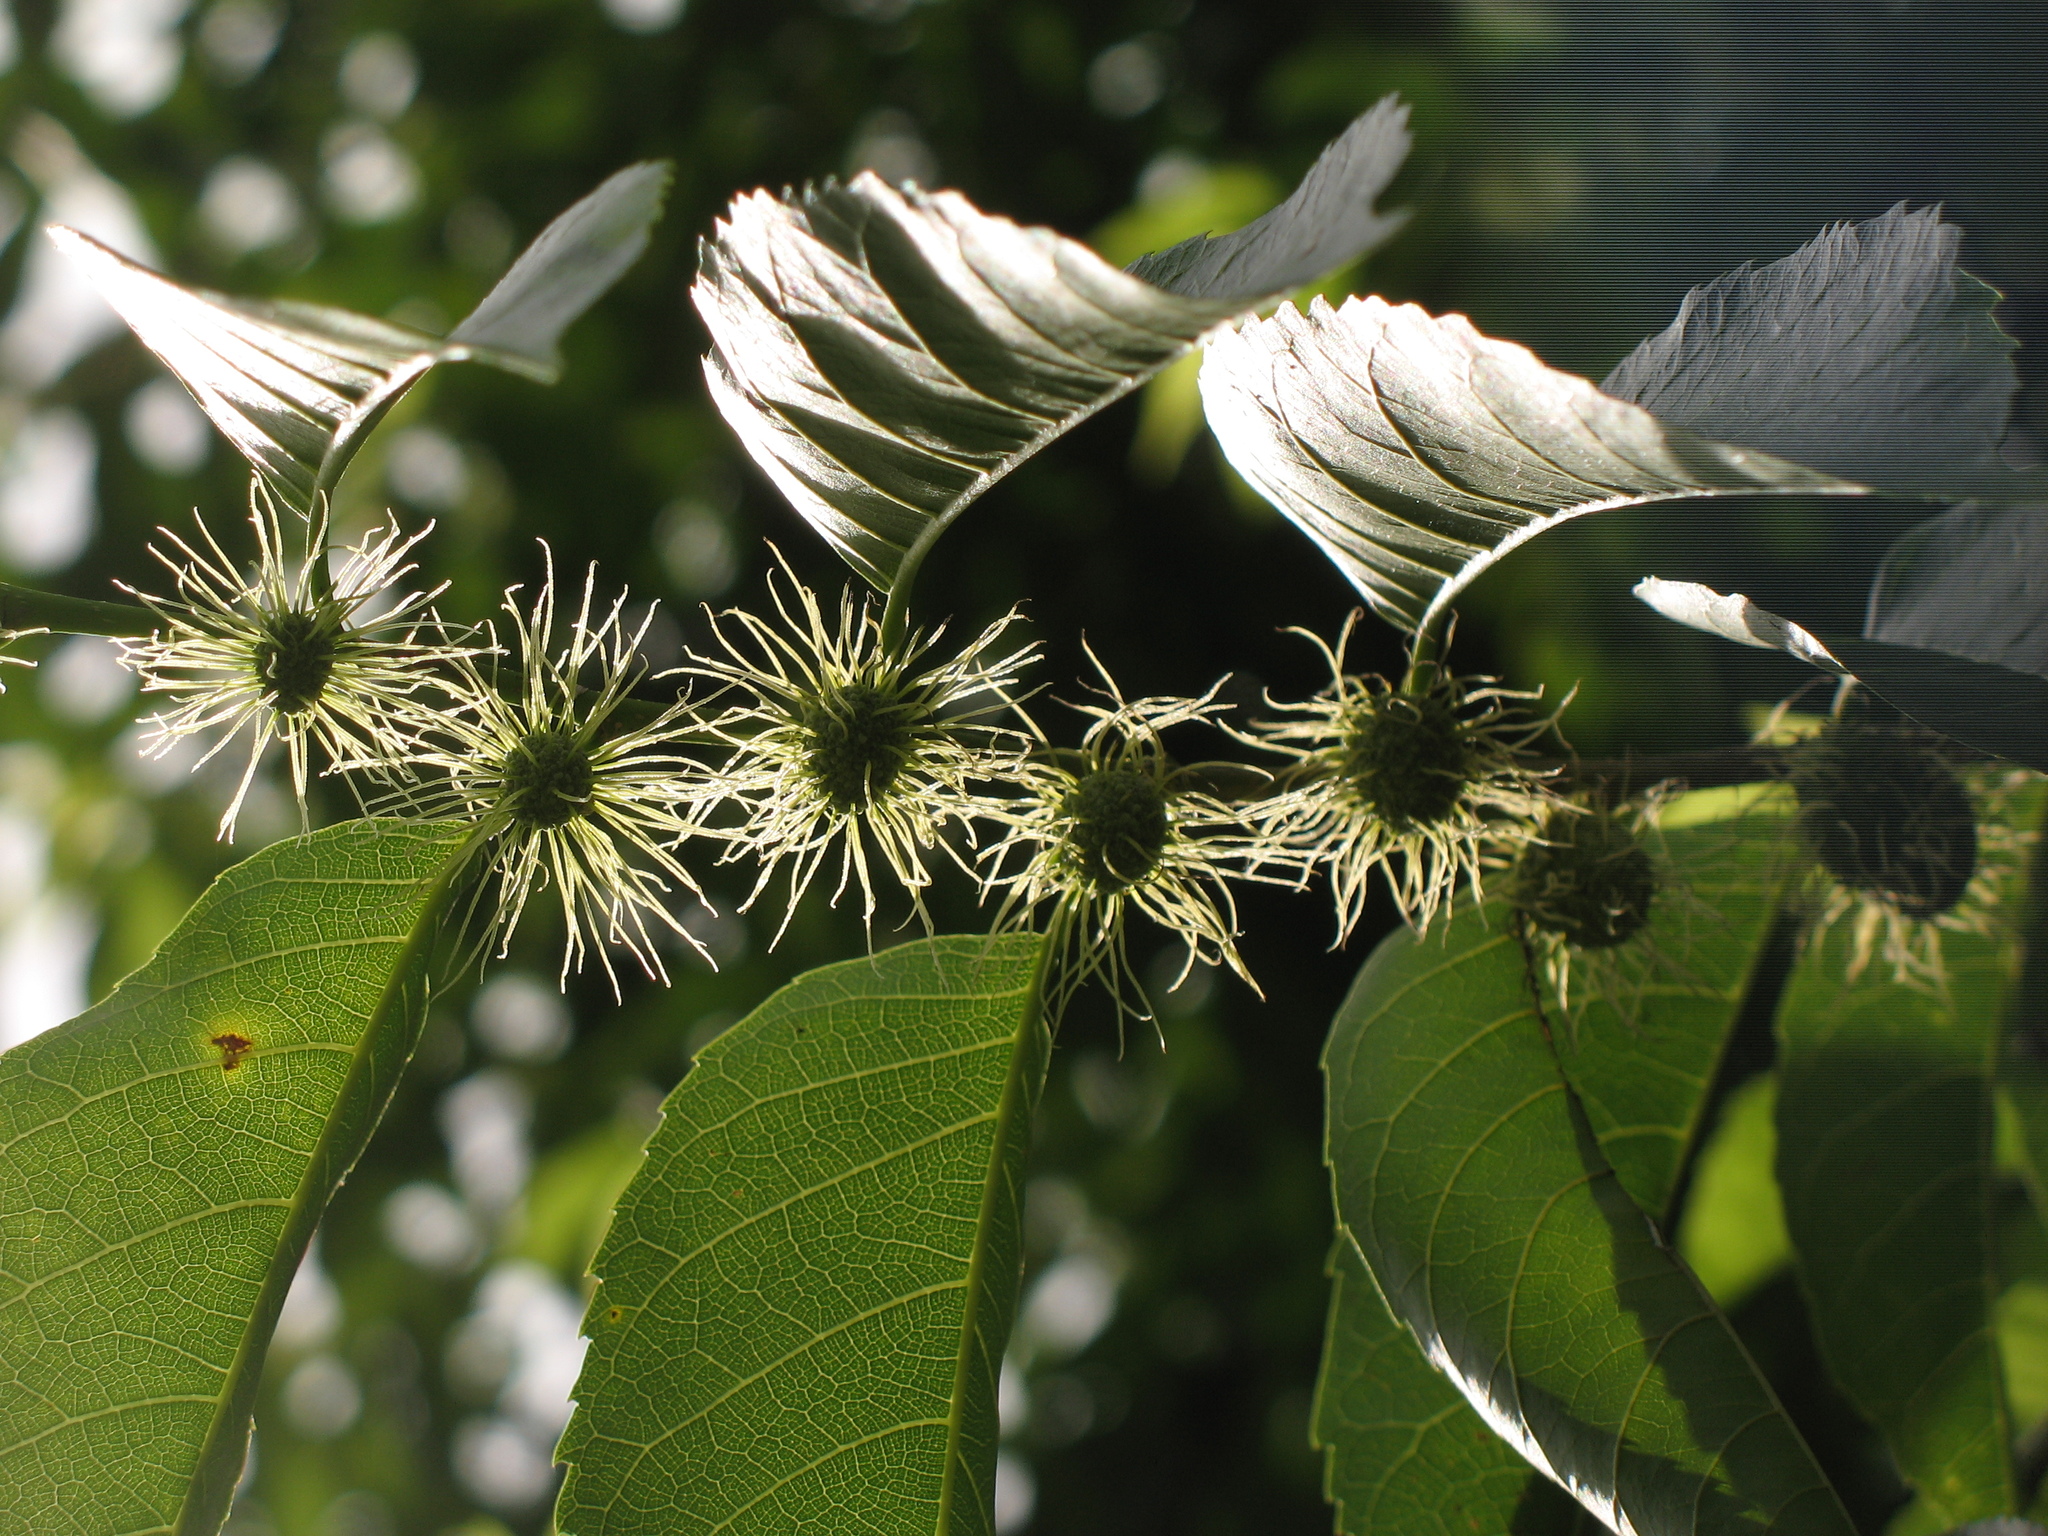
[211,1032,253,1072]
[605,1306,624,1324]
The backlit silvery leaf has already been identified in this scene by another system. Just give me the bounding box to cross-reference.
[1204,205,2041,635]
[1126,95,1410,300]
[693,99,1411,592]
[446,159,672,383]
[1603,204,2019,492]
[50,160,670,512]
[1200,298,1849,632]
[1635,574,2048,773]
[1864,502,2048,677]
[1632,576,1846,673]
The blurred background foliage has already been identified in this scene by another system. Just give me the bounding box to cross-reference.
[0,1,2041,1533]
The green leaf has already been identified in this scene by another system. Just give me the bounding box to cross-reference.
[1865,505,2048,679]
[1675,1074,1792,1310]
[1602,205,2020,492]
[1313,807,1791,1535]
[1774,906,2019,1524]
[0,819,469,1536]
[1325,901,1855,1535]
[691,102,1410,594]
[446,160,672,383]
[1198,294,1848,634]
[556,934,1048,1536]
[48,161,669,512]
[1550,811,1792,1221]
[1634,577,2048,773]
[1316,1231,1548,1536]
[1201,207,2042,635]
[1124,96,1410,300]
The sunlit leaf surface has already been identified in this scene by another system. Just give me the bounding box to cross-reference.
[1199,295,1846,632]
[1775,904,2021,1525]
[49,161,669,512]
[1324,900,1854,1536]
[556,935,1046,1536]
[0,820,466,1536]
[692,102,1410,592]
[1675,1074,1791,1310]
[1316,1232,1551,1536]
[1203,206,2042,633]
[1602,204,2020,492]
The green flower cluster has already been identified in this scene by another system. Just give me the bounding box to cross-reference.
[104,487,1606,1015]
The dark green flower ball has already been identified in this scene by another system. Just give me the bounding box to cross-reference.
[801,681,921,813]
[254,609,339,716]
[1062,768,1170,892]
[1509,807,1657,949]
[1341,686,1474,831]
[499,728,595,828]
[1791,723,1975,919]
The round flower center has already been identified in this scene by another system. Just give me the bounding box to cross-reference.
[801,682,920,813]
[253,609,339,716]
[1792,724,1975,918]
[1062,768,1170,892]
[1510,809,1657,949]
[499,728,595,829]
[1340,688,1472,831]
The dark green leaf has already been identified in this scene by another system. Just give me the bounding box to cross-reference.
[1551,812,1792,1221]
[556,934,1047,1536]
[1866,504,2048,679]
[0,820,468,1536]
[1775,884,2022,1523]
[691,103,1410,593]
[1325,901,1855,1535]
[1316,807,1791,1535]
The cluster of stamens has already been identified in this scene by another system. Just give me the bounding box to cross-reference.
[113,484,2014,1018]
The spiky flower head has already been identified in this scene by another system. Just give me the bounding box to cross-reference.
[1246,611,1564,939]
[1788,715,2031,986]
[410,547,711,992]
[684,560,1038,942]
[116,480,472,840]
[978,653,1274,1027]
